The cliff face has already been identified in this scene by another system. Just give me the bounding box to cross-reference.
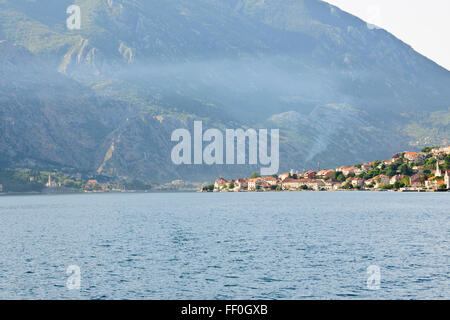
[0,0,449,181]
[0,41,121,170]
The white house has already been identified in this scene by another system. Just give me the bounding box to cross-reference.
[214,178,227,191]
[248,178,264,191]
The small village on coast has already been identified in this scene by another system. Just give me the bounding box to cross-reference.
[0,169,200,195]
[205,146,450,193]
[1,146,449,195]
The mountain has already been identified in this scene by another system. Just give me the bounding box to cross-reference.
[0,0,449,181]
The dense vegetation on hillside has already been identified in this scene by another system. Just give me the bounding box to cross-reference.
[0,169,44,192]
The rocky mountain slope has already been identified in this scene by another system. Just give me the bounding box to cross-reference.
[0,0,449,181]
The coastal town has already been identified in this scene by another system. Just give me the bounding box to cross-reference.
[0,169,200,195]
[207,146,450,193]
[1,146,449,195]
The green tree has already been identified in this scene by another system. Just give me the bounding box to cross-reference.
[421,146,438,153]
[424,158,437,169]
[365,169,381,179]
[343,182,353,189]
[63,180,82,189]
[438,183,447,191]
[0,169,45,192]
[250,172,261,179]
[123,180,152,191]
[443,155,450,170]
[393,181,405,189]
[386,165,397,177]
[93,183,102,191]
[399,164,413,176]
[373,160,382,168]
[401,177,410,187]
[334,171,345,182]
[203,185,214,192]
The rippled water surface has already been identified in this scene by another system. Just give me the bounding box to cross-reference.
[0,192,449,299]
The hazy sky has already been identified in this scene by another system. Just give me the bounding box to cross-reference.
[325,0,450,70]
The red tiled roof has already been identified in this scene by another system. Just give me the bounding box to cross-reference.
[248,178,263,183]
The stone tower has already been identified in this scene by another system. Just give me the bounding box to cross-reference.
[435,161,442,177]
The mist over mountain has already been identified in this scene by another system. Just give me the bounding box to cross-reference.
[0,0,449,181]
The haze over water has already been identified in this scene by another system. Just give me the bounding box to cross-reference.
[0,192,449,299]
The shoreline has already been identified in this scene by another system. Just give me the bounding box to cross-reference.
[201,189,448,193]
[1,188,448,197]
[0,189,199,197]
